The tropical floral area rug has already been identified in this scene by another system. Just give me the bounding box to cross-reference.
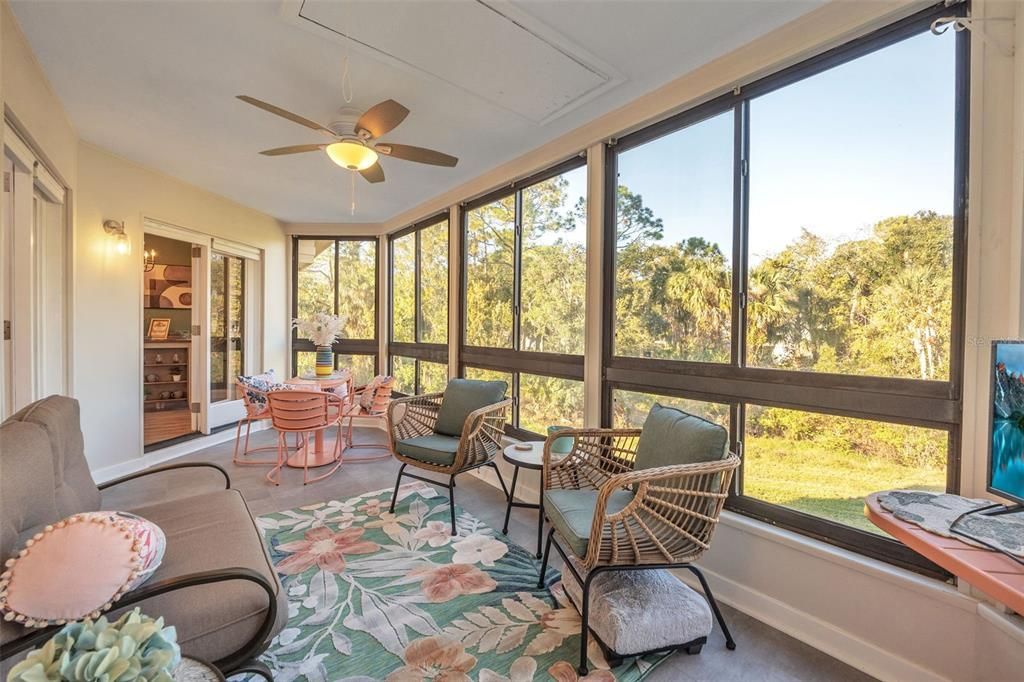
[249,481,667,681]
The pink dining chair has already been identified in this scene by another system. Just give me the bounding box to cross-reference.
[341,375,395,461]
[233,375,300,466]
[265,389,345,485]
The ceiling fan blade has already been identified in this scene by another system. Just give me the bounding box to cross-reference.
[237,95,336,136]
[376,143,458,167]
[355,100,410,139]
[360,162,385,183]
[259,144,327,156]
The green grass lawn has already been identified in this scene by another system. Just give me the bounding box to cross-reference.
[742,436,946,534]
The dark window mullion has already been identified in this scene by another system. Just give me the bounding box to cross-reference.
[387,236,394,345]
[511,371,520,429]
[414,228,422,344]
[733,99,750,369]
[600,144,618,428]
[734,402,746,496]
[333,239,341,367]
[512,190,523,352]
[333,239,340,320]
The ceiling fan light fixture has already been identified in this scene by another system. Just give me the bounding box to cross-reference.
[326,140,378,171]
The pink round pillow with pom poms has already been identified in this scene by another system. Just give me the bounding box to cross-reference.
[0,511,165,627]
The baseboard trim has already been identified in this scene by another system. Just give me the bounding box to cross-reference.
[92,418,387,484]
[674,565,948,682]
[93,423,266,483]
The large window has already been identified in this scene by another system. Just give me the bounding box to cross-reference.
[389,215,449,393]
[614,110,734,363]
[293,237,378,380]
[603,5,967,574]
[746,31,955,381]
[462,161,586,436]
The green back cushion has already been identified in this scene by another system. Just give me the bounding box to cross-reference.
[634,403,728,470]
[434,379,508,437]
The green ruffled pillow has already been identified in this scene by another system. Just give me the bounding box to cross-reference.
[6,608,180,682]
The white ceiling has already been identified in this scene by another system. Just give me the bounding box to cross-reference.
[10,0,823,224]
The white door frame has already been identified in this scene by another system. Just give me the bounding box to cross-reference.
[142,218,208,438]
[2,123,69,417]
[142,219,263,438]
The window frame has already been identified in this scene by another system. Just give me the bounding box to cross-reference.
[291,235,380,377]
[388,212,450,395]
[600,3,969,577]
[460,156,587,438]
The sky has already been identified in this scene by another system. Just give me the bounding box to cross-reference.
[556,27,958,264]
[996,343,1024,375]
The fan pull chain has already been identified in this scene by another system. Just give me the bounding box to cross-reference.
[350,170,356,216]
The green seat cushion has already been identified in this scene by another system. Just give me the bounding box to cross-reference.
[634,403,728,471]
[434,379,508,437]
[395,434,461,467]
[544,489,635,558]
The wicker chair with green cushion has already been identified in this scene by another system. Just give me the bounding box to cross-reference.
[536,403,741,675]
[388,379,512,534]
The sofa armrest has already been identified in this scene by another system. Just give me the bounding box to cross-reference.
[99,462,231,491]
[1,566,279,674]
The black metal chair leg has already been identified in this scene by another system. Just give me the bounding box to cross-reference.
[578,569,602,677]
[448,475,458,535]
[687,566,736,650]
[388,463,406,513]
[536,483,545,559]
[488,460,510,499]
[537,528,555,588]
[501,465,520,534]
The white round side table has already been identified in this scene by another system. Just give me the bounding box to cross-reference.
[501,441,566,558]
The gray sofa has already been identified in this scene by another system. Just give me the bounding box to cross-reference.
[0,396,285,679]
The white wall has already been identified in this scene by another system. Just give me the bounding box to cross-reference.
[75,143,289,472]
[962,1,1024,498]
[1,0,290,475]
[1,1,76,187]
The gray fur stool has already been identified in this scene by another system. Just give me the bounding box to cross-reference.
[561,558,713,664]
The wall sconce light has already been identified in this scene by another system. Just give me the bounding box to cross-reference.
[103,220,131,255]
[143,247,157,272]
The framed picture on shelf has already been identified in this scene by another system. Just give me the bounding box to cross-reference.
[147,318,171,340]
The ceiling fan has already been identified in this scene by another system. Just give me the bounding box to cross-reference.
[237,95,458,183]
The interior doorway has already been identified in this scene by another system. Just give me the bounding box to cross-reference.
[142,233,199,447]
[2,124,69,419]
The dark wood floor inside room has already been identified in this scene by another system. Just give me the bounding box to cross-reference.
[106,427,876,682]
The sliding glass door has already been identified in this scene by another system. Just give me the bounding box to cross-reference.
[210,251,245,403]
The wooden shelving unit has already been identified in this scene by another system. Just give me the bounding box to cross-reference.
[143,341,192,446]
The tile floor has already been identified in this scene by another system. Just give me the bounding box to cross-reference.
[111,427,876,682]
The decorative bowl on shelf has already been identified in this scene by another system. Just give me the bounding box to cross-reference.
[160,391,171,400]
[146,374,158,383]
[172,390,184,399]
